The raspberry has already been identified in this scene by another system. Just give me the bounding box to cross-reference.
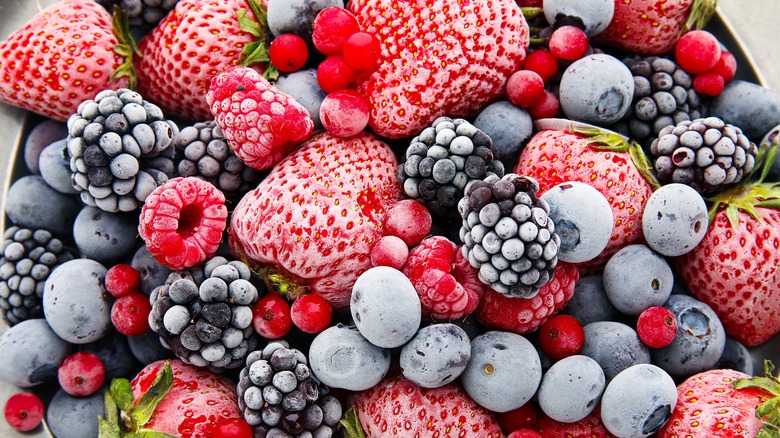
[675,30,721,75]
[402,236,485,321]
[319,89,371,138]
[548,26,589,61]
[383,199,433,246]
[317,55,358,93]
[253,292,293,339]
[312,7,361,55]
[636,306,677,348]
[538,314,585,360]
[527,90,560,119]
[710,50,737,83]
[343,32,381,70]
[693,72,725,97]
[139,177,228,271]
[291,292,333,334]
[506,70,545,108]
[57,352,106,397]
[4,393,44,432]
[111,292,152,336]
[370,235,409,269]
[105,264,141,298]
[523,49,558,83]
[269,33,309,73]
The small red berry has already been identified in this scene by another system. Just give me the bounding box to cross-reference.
[269,33,309,73]
[319,89,371,137]
[693,72,726,97]
[527,90,560,119]
[212,417,254,438]
[508,430,543,438]
[538,314,585,360]
[370,235,410,269]
[383,199,433,246]
[497,402,538,433]
[523,49,558,83]
[317,55,358,93]
[252,292,293,339]
[343,32,381,70]
[105,264,141,298]
[506,70,545,108]
[710,50,737,83]
[4,393,44,432]
[312,7,361,55]
[675,30,721,75]
[291,293,333,334]
[549,26,589,61]
[57,352,106,397]
[111,292,152,336]
[636,306,678,348]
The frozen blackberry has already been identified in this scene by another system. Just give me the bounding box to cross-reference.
[96,0,180,27]
[66,88,178,213]
[237,341,341,438]
[175,121,261,200]
[397,117,505,217]
[651,117,758,193]
[458,174,560,298]
[614,56,704,147]
[148,256,262,373]
[0,226,74,325]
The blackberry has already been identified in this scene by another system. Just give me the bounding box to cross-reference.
[651,117,758,193]
[96,0,180,27]
[458,174,560,298]
[175,121,262,200]
[0,227,74,325]
[237,341,342,438]
[615,56,704,147]
[66,88,178,213]
[148,256,262,373]
[397,117,505,217]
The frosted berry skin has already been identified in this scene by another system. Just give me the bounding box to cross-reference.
[536,355,605,423]
[383,199,432,246]
[399,323,471,388]
[139,177,228,271]
[675,30,721,75]
[308,324,390,391]
[642,183,708,257]
[105,264,141,298]
[319,89,370,137]
[57,352,106,397]
[369,235,409,270]
[110,292,152,337]
[602,244,674,316]
[506,70,546,109]
[548,26,590,61]
[4,392,44,432]
[311,6,361,55]
[580,321,651,382]
[637,306,678,349]
[558,54,635,125]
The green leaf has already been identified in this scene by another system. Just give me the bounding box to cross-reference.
[759,144,780,184]
[338,407,367,438]
[110,5,140,90]
[686,0,717,31]
[263,63,280,81]
[130,362,174,428]
[628,141,662,190]
[110,379,135,412]
[137,429,180,438]
[98,418,121,438]
[104,389,119,426]
[236,9,262,37]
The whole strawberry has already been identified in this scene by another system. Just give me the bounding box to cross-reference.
[0,0,133,121]
[347,0,529,138]
[229,131,401,309]
[206,66,314,171]
[348,375,504,438]
[596,0,717,55]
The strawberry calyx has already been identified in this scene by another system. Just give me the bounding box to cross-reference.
[236,0,279,80]
[338,407,368,438]
[733,360,780,437]
[686,0,718,32]
[259,266,310,301]
[519,7,544,21]
[98,362,175,438]
[110,6,141,90]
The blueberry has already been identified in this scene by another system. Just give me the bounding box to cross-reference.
[580,321,651,382]
[559,54,635,125]
[0,318,71,387]
[709,80,780,141]
[716,337,754,376]
[399,323,471,388]
[43,259,111,344]
[540,181,613,263]
[600,364,677,437]
[563,274,620,325]
[130,245,172,295]
[602,244,674,316]
[472,101,533,160]
[46,388,105,438]
[24,119,68,175]
[308,324,390,391]
[39,139,79,195]
[73,206,139,263]
[652,294,726,379]
[542,0,614,35]
[350,267,421,348]
[266,0,344,42]
[642,183,708,257]
[127,331,175,364]
[537,355,605,423]
[460,331,541,412]
[5,175,81,238]
[79,329,139,380]
[276,69,328,130]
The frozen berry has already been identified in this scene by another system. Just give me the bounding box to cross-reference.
[508,430,543,438]
[710,51,737,83]
[497,403,538,433]
[253,292,293,339]
[138,177,228,271]
[538,315,585,360]
[111,292,152,337]
[270,33,309,73]
[527,90,560,119]
[523,49,558,83]
[312,7,361,55]
[370,235,409,269]
[317,55,358,93]
[693,72,725,97]
[105,264,141,298]
[212,417,254,438]
[319,89,370,137]
[506,70,545,108]
[57,352,105,397]
[549,26,589,61]
[343,32,381,70]
[291,293,333,334]
[636,306,677,349]
[383,199,433,246]
[675,30,721,75]
[4,393,44,432]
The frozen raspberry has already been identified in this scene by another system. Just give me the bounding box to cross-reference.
[139,177,228,271]
[57,351,106,397]
[4,393,44,432]
[320,89,371,137]
[370,235,409,269]
[383,199,433,246]
[402,236,486,321]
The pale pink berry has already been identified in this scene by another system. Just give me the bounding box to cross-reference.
[370,235,409,269]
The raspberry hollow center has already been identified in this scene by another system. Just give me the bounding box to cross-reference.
[177,204,204,238]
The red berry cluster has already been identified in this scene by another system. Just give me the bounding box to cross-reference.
[106,264,152,337]
[252,291,333,339]
[675,30,737,97]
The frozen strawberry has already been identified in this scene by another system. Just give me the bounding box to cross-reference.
[402,236,486,321]
[348,0,530,138]
[229,131,401,309]
[535,409,616,438]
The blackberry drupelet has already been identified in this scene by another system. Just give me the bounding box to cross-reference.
[66,88,178,213]
[397,117,505,217]
[237,341,342,438]
[148,256,261,373]
[0,227,74,325]
[175,121,261,200]
[458,174,560,298]
[651,117,758,193]
[96,0,180,27]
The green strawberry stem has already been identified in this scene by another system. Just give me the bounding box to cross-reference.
[236,0,279,80]
[733,360,780,437]
[261,267,310,301]
[338,407,368,438]
[111,6,141,90]
[686,0,719,31]
[520,7,544,20]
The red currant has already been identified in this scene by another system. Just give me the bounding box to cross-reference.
[693,72,726,97]
[549,26,589,61]
[319,89,371,137]
[508,430,543,438]
[527,89,560,119]
[312,7,361,55]
[710,50,737,83]
[253,292,292,339]
[343,31,381,70]
[269,33,308,73]
[57,352,106,397]
[675,30,721,75]
[212,418,254,438]
[506,70,545,108]
[105,264,141,298]
[636,306,678,348]
[497,402,537,433]
[111,292,152,336]
[291,292,333,334]
[523,49,558,83]
[538,314,585,360]
[317,55,358,93]
[370,235,409,269]
[383,199,433,246]
[4,393,44,432]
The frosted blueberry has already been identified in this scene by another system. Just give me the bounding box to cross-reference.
[642,183,708,256]
[537,355,605,423]
[603,244,674,316]
[308,325,390,391]
[580,321,651,382]
[559,54,635,125]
